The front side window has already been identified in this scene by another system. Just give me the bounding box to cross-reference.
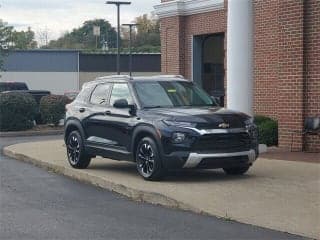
[110,84,132,106]
[90,84,111,105]
[134,81,217,108]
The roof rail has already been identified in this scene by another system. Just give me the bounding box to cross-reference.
[96,75,132,80]
[153,75,185,79]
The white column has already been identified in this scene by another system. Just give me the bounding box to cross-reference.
[227,0,253,116]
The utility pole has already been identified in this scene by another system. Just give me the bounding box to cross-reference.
[122,23,138,76]
[106,1,131,75]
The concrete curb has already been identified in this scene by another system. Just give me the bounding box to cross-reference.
[0,130,63,137]
[2,147,206,216]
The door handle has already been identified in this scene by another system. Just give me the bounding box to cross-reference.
[79,107,86,113]
[104,110,111,115]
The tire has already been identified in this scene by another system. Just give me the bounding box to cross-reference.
[135,137,166,181]
[223,165,250,175]
[66,130,91,169]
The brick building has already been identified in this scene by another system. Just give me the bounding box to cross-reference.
[154,0,319,152]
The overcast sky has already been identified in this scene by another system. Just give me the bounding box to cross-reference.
[0,0,160,41]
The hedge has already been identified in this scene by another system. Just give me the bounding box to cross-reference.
[254,115,278,146]
[40,95,70,126]
[0,92,37,131]
[254,115,273,125]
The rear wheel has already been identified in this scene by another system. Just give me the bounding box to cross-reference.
[223,165,250,175]
[135,137,165,181]
[66,130,91,169]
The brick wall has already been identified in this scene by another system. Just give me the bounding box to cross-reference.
[304,0,320,151]
[160,16,185,74]
[253,0,306,151]
[277,0,304,151]
[253,0,279,119]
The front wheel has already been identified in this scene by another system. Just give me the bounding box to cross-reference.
[135,137,166,181]
[66,130,91,169]
[223,165,250,175]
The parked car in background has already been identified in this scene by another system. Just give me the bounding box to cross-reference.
[64,91,79,101]
[64,75,259,181]
[0,82,51,104]
[0,82,51,123]
[0,82,28,91]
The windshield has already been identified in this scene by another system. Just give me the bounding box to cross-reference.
[134,81,217,108]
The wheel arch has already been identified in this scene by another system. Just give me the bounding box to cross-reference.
[131,125,162,161]
[64,119,86,143]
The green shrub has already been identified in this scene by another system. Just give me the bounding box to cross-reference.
[0,92,37,131]
[254,115,273,125]
[254,115,278,146]
[40,95,70,126]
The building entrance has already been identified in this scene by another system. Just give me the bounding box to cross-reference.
[193,33,225,105]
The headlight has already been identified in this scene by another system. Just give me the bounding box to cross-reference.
[244,117,254,126]
[245,117,258,138]
[163,120,196,128]
[172,132,186,144]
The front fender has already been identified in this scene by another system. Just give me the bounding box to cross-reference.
[130,124,162,155]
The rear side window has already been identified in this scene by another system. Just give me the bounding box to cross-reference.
[76,86,93,102]
[90,84,111,105]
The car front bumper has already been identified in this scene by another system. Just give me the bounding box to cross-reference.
[182,149,257,168]
[162,149,258,169]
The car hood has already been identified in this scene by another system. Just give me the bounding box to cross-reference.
[142,107,250,129]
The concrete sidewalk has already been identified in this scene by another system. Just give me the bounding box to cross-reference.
[3,140,320,239]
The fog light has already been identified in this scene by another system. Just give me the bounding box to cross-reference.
[172,132,186,143]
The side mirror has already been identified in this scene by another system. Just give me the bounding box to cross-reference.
[113,98,136,115]
[113,99,129,109]
[211,96,221,106]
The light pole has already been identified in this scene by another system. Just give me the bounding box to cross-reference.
[122,23,138,76]
[106,1,131,75]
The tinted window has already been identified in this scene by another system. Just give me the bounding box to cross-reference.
[134,82,173,107]
[90,84,111,105]
[110,84,132,106]
[134,81,216,108]
[76,85,93,102]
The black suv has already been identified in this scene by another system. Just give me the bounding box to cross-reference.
[64,75,258,180]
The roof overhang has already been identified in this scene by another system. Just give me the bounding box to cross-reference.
[154,0,224,19]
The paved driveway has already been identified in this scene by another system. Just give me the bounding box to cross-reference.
[3,139,319,239]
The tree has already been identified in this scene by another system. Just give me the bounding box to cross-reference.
[0,20,13,72]
[48,19,117,50]
[134,14,160,48]
[11,27,37,49]
[0,20,38,72]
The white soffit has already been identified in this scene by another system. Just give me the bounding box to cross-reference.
[154,0,224,18]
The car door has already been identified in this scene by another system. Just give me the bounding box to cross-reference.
[102,83,136,152]
[83,83,114,146]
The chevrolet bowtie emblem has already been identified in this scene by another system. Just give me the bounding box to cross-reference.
[218,123,230,129]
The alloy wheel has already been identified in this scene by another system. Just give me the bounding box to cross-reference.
[67,134,80,165]
[137,142,155,177]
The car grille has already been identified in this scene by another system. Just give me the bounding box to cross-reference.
[192,132,251,153]
[197,156,249,169]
